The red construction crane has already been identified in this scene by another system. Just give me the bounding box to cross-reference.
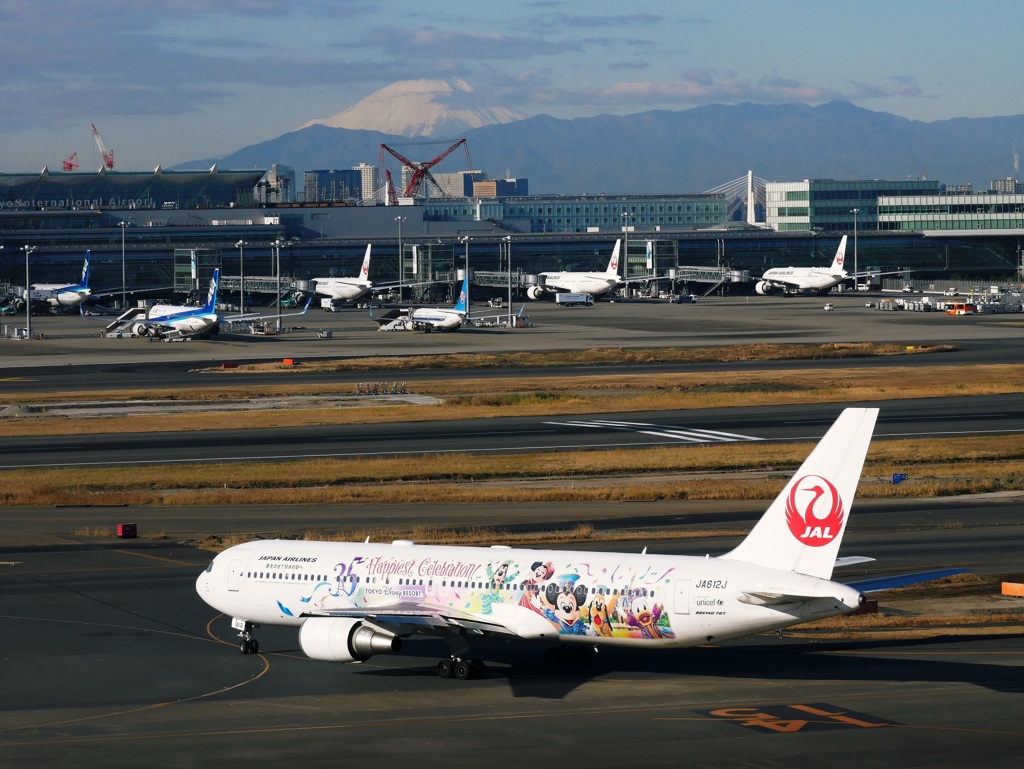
[384,169,399,206]
[379,139,472,198]
[62,152,79,172]
[91,123,115,169]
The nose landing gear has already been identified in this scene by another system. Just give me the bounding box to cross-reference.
[232,618,260,655]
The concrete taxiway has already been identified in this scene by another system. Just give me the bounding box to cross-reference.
[1,504,1022,769]
[4,292,1024,370]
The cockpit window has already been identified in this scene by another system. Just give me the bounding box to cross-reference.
[205,561,214,573]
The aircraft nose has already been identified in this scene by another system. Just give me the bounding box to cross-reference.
[196,569,210,594]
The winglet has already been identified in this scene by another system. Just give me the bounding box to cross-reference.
[721,408,878,580]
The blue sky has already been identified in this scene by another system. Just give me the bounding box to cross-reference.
[3,0,1023,171]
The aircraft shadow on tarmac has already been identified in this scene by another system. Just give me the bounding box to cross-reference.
[330,634,1024,700]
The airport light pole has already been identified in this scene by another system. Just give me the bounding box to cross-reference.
[504,235,513,328]
[621,211,633,282]
[460,235,471,321]
[118,221,128,310]
[235,240,246,315]
[274,238,283,332]
[394,215,406,301]
[851,208,859,287]
[22,245,35,339]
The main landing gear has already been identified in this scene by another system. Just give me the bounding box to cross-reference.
[437,629,484,680]
[233,618,260,655]
[436,658,485,680]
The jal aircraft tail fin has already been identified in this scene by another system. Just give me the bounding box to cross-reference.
[830,236,848,273]
[721,407,878,580]
[204,269,220,312]
[358,244,371,280]
[607,240,621,276]
[452,276,469,314]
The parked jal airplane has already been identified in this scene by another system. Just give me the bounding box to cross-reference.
[312,244,373,303]
[27,251,91,307]
[197,408,962,678]
[756,236,874,296]
[373,276,469,332]
[527,240,621,300]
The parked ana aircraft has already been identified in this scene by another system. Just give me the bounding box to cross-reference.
[116,269,221,337]
[312,244,373,303]
[756,236,858,295]
[27,251,91,307]
[197,408,962,679]
[373,277,469,332]
[527,240,621,300]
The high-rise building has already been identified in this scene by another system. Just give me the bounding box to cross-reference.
[303,169,361,203]
[353,163,375,201]
[990,177,1022,194]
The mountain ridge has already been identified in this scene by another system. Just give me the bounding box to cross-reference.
[174,101,1024,194]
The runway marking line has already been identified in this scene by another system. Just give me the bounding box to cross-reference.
[0,615,270,738]
[115,549,193,566]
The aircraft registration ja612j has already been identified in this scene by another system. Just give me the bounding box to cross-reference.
[196,408,962,680]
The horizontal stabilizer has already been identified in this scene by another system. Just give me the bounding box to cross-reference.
[835,556,876,567]
[845,568,969,593]
[740,590,816,605]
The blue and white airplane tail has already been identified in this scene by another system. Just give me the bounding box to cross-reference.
[721,408,877,580]
[80,251,91,289]
[830,236,848,273]
[203,269,220,312]
[452,276,469,314]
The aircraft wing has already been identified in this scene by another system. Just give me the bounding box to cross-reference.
[223,296,313,322]
[301,603,522,637]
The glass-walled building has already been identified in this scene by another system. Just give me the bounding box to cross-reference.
[877,192,1024,231]
[766,179,941,232]
[424,193,728,233]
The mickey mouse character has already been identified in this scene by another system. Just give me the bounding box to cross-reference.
[540,575,591,636]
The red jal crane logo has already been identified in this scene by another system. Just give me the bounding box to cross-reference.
[785,475,844,546]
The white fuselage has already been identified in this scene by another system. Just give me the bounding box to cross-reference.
[144,304,218,333]
[408,307,464,330]
[28,284,91,307]
[197,539,862,650]
[314,279,372,302]
[538,271,619,297]
[759,267,846,293]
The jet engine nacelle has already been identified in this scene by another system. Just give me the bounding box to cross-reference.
[527,285,545,300]
[298,617,402,663]
[754,281,774,295]
[132,323,151,337]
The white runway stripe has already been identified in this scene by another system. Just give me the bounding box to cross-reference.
[545,419,762,443]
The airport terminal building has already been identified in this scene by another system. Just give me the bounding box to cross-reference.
[3,169,1023,299]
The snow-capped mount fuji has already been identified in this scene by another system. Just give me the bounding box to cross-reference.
[299,79,524,137]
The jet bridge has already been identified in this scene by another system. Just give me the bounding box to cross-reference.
[674,266,751,295]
